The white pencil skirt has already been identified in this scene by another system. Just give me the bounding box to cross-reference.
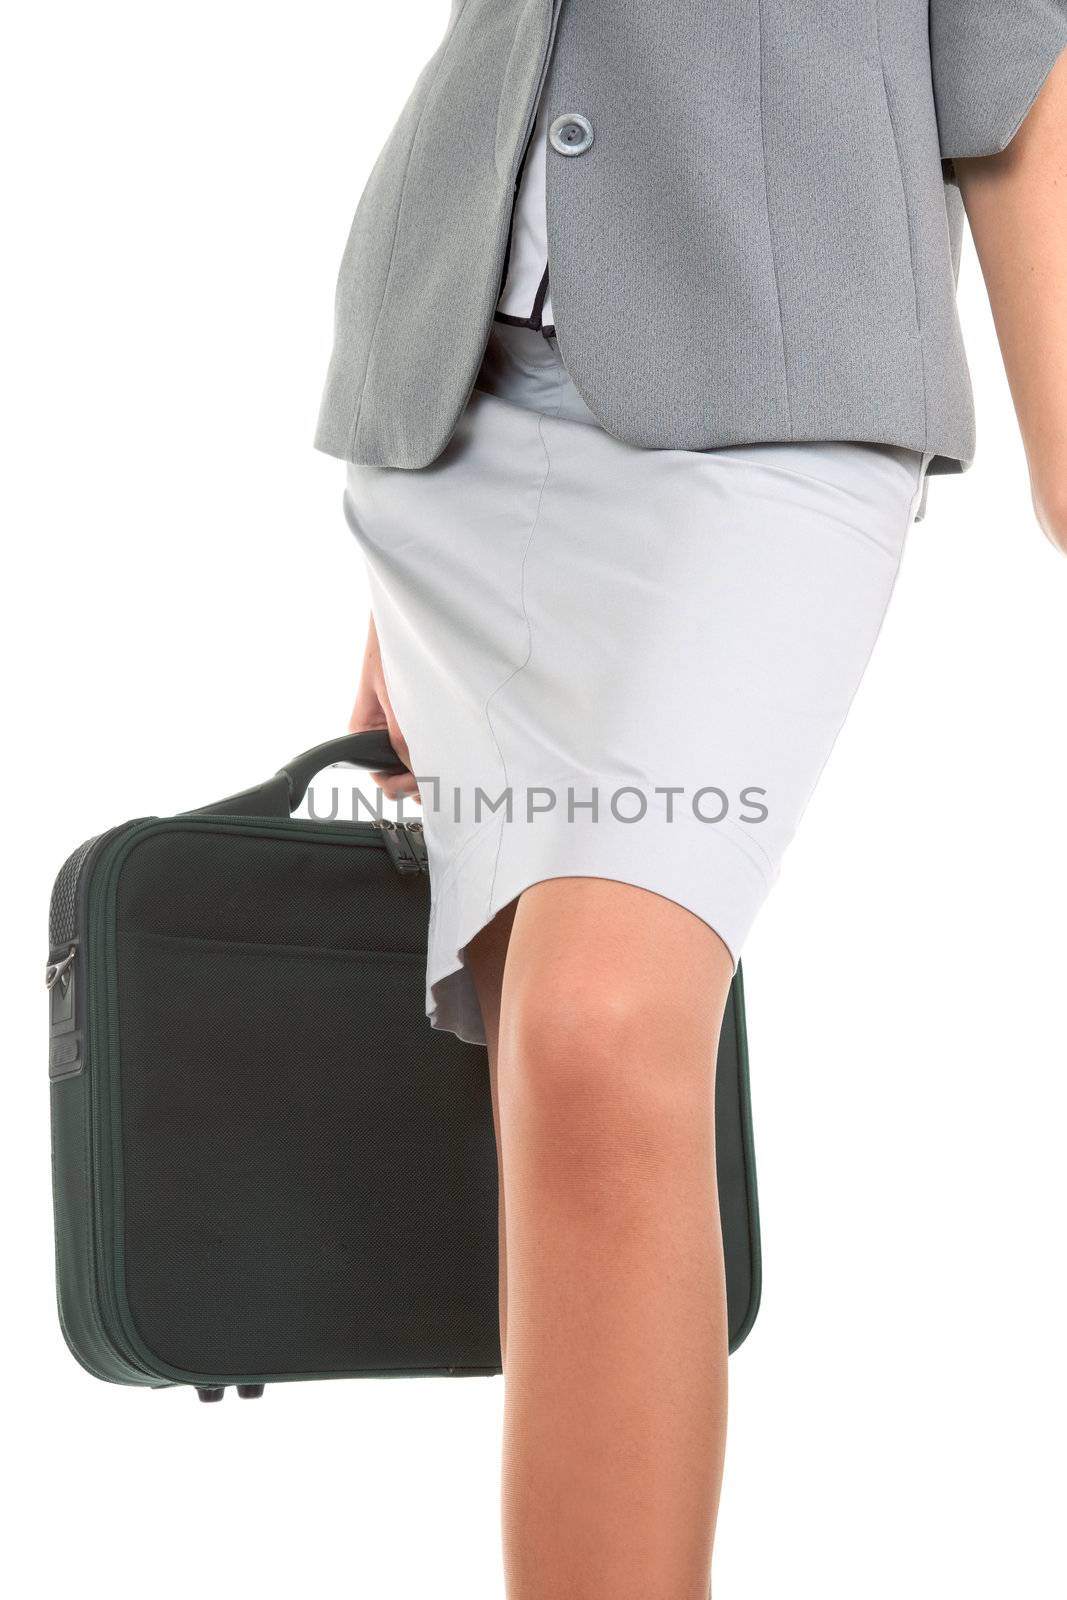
[342,322,929,1044]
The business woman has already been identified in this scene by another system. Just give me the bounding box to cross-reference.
[317,5,1067,1595]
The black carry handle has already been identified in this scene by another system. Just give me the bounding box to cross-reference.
[281,730,407,808]
[191,731,408,820]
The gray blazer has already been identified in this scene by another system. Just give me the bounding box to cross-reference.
[314,1,1067,474]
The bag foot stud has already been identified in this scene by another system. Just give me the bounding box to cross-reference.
[197,1386,225,1403]
[236,1384,265,1399]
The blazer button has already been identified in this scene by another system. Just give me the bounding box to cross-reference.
[549,113,594,156]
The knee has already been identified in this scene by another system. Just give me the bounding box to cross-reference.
[502,964,714,1177]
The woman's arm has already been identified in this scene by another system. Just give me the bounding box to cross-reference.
[348,612,420,802]
[955,45,1067,555]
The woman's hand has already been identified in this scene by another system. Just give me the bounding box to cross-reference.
[956,46,1067,556]
[348,612,420,803]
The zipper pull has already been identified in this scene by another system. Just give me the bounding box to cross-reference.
[375,818,421,874]
[404,820,429,873]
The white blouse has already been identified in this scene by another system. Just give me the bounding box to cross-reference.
[495,89,554,331]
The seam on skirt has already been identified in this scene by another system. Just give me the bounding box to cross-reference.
[781,455,921,837]
[481,409,554,920]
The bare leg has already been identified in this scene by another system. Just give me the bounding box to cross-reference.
[467,900,518,1366]
[473,877,732,1600]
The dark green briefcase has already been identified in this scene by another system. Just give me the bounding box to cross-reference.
[47,733,761,1401]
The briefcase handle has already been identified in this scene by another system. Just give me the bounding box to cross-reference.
[282,730,407,806]
[192,730,407,819]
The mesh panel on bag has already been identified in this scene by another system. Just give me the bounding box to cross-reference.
[49,834,103,947]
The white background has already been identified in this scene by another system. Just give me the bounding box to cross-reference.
[4,4,1065,1596]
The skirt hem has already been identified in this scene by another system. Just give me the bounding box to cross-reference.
[423,809,771,1045]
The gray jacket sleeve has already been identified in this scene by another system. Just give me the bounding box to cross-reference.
[931,0,1067,159]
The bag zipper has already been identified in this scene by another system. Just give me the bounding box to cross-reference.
[374,817,429,874]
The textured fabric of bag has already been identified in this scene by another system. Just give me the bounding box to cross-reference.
[112,824,503,1377]
[313,0,1067,474]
